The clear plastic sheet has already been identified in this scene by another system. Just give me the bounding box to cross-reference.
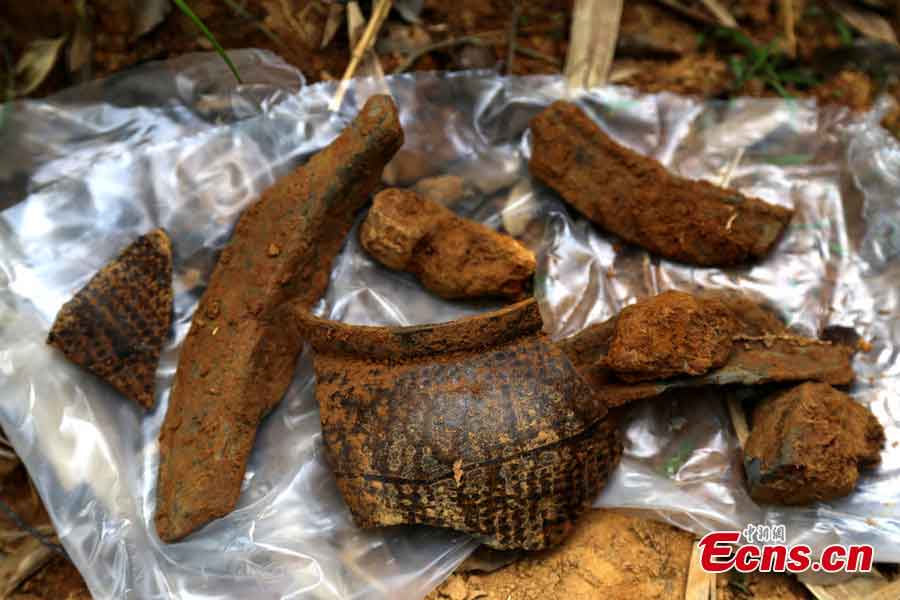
[0,49,899,598]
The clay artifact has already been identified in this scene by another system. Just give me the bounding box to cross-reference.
[293,298,622,551]
[47,228,173,410]
[602,291,737,382]
[360,188,536,299]
[155,95,404,543]
[528,101,793,266]
[743,382,884,505]
[558,291,856,407]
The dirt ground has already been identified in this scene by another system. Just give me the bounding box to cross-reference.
[2,0,900,598]
[426,511,809,600]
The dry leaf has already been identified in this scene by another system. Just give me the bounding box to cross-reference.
[15,37,66,97]
[564,0,623,89]
[830,0,898,45]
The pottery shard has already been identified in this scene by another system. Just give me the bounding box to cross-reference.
[359,188,536,300]
[155,95,404,543]
[602,290,737,382]
[47,228,173,410]
[294,299,622,551]
[528,101,793,266]
[558,291,856,407]
[744,382,884,505]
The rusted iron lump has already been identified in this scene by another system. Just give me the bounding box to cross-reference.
[294,299,622,550]
[529,101,793,266]
[155,95,404,543]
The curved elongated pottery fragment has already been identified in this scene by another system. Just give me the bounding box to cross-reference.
[295,299,622,550]
[529,101,793,266]
[155,95,404,543]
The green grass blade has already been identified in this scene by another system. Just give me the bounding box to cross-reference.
[765,71,793,99]
[834,16,854,46]
[729,56,746,86]
[172,0,242,83]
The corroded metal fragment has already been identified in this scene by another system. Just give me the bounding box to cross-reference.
[558,292,856,407]
[47,228,173,410]
[359,188,536,299]
[294,299,622,551]
[529,101,793,266]
[155,95,404,543]
[744,382,884,504]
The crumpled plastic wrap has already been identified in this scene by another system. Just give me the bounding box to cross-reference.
[0,49,898,598]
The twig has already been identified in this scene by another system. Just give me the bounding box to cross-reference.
[506,2,521,75]
[330,0,392,111]
[346,2,389,94]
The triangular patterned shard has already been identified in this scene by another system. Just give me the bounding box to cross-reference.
[47,228,173,409]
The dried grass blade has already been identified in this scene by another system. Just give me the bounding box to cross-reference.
[564,0,623,90]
